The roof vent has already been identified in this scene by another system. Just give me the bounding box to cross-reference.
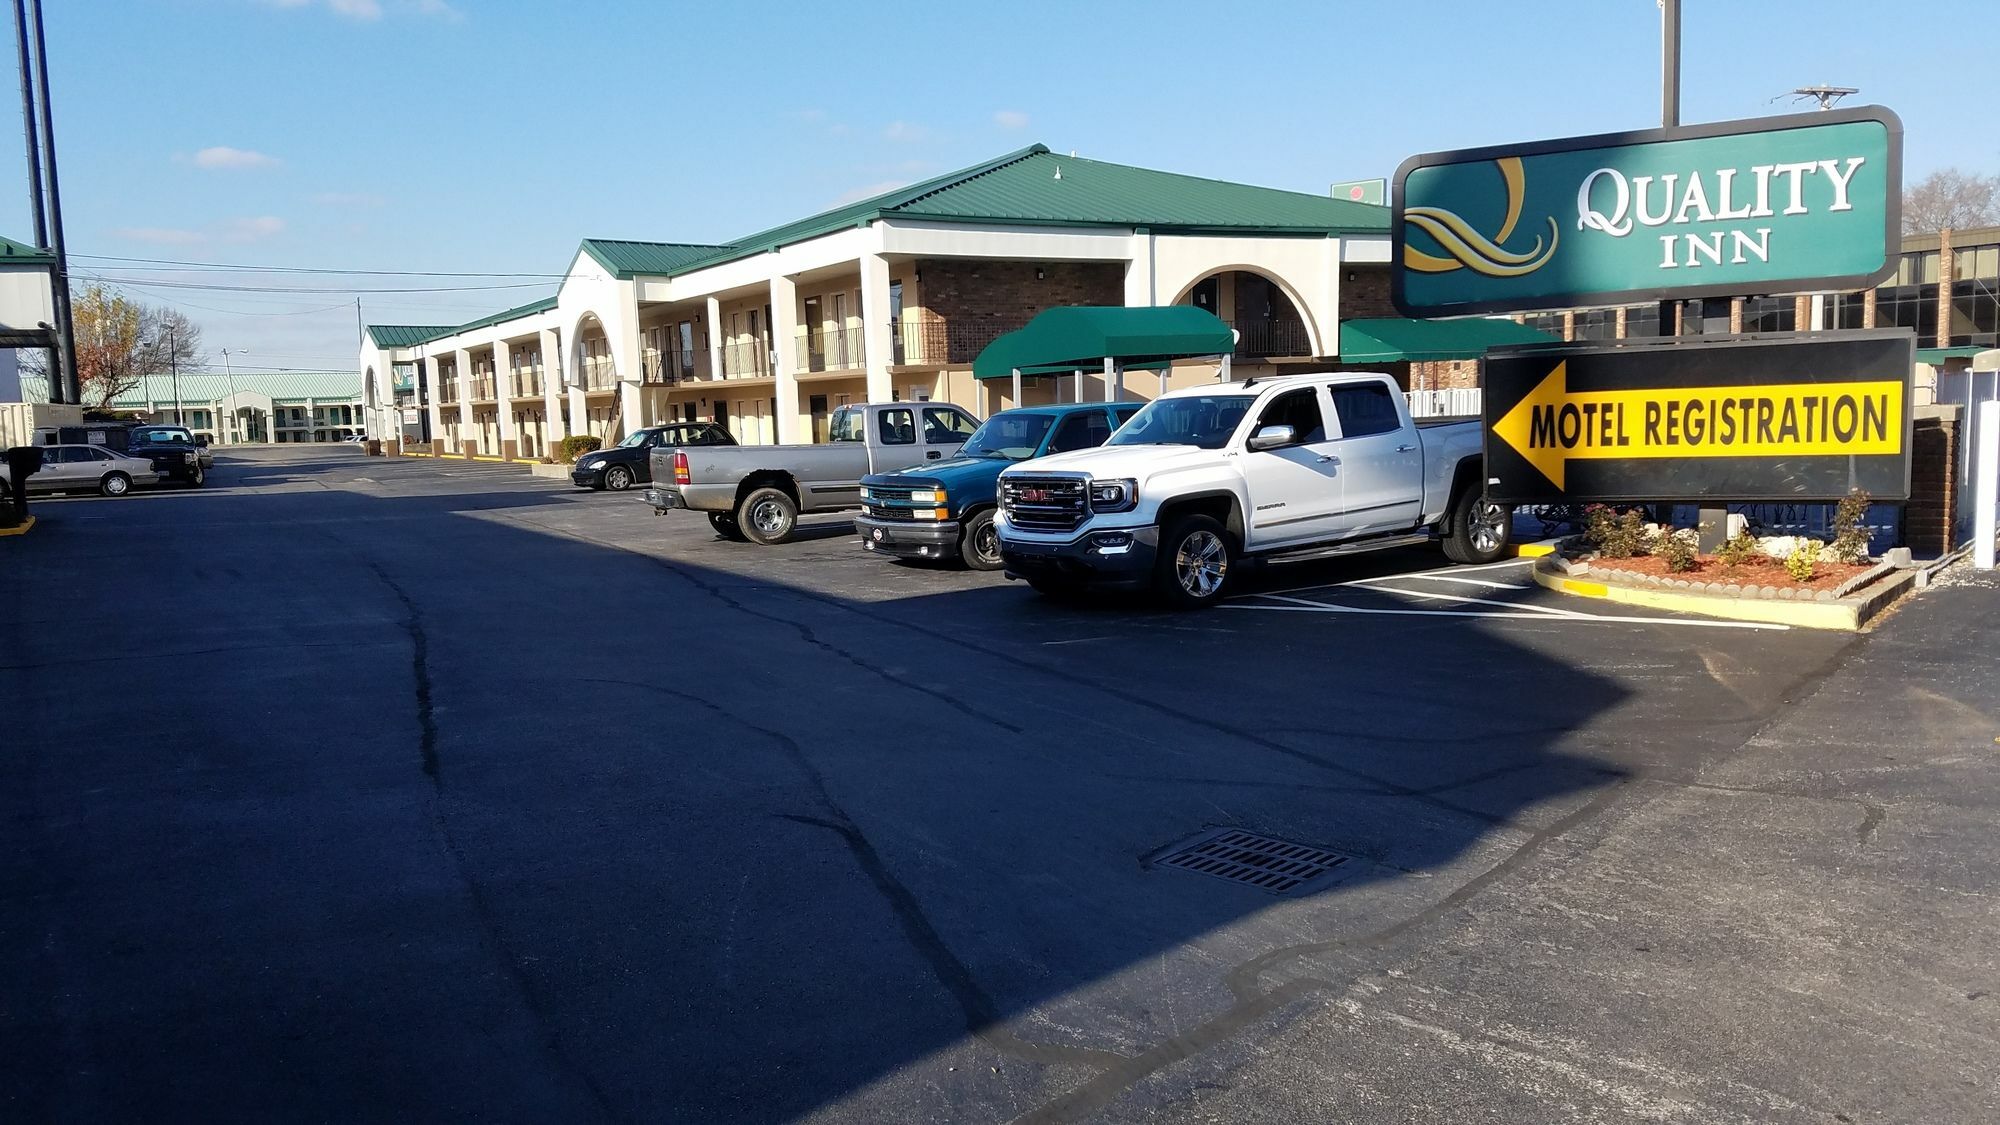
[1053,166,1062,181]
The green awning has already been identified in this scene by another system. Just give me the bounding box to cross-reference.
[1915,345,1986,364]
[973,305,1233,379]
[1338,317,1558,363]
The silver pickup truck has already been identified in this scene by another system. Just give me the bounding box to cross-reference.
[646,401,981,543]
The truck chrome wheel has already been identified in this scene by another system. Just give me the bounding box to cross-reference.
[751,498,786,535]
[1174,530,1228,598]
[1471,499,1508,554]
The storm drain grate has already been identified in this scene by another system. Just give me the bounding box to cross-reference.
[1153,829,1350,894]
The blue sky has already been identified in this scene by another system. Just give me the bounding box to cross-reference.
[5,0,1995,372]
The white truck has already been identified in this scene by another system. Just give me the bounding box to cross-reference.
[994,372,1511,607]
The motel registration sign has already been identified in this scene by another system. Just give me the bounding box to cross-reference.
[1482,332,1914,505]
[1392,107,1902,317]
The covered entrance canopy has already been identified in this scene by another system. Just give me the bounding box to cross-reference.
[972,305,1235,402]
[1337,316,1558,363]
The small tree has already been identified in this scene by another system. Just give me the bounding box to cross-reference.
[32,285,203,409]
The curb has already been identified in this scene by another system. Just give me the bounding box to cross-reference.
[0,515,34,537]
[1510,540,1558,559]
[1530,556,1914,631]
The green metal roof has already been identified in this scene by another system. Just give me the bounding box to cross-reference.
[113,372,363,405]
[0,235,53,264]
[367,324,454,348]
[1915,345,1986,364]
[1338,317,1558,363]
[579,239,736,279]
[973,305,1234,378]
[620,144,1388,280]
[446,294,557,335]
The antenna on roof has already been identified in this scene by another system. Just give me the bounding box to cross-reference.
[1069,149,1076,158]
[1053,166,1061,181]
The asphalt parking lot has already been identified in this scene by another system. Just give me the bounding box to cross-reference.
[5,445,1997,1124]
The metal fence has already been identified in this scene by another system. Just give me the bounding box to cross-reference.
[1405,387,1482,418]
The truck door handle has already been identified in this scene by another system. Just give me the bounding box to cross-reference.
[1395,444,1416,453]
[926,450,941,460]
[1317,455,1339,464]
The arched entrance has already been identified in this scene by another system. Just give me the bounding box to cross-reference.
[1179,269,1318,358]
[569,312,619,441]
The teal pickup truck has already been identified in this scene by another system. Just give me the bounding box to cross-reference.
[856,401,1141,570]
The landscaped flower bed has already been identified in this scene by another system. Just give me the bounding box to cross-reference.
[1579,551,1872,594]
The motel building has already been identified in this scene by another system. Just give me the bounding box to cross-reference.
[359,144,1545,456]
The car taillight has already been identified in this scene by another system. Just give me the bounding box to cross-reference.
[673,451,690,485]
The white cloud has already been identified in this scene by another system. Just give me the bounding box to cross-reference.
[193,145,280,170]
[993,110,1030,130]
[220,216,286,242]
[883,121,932,143]
[110,226,205,246]
[257,0,460,20]
[410,0,462,20]
[327,0,383,17]
[311,191,385,207]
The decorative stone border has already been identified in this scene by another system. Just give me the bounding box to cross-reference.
[1534,552,1916,631]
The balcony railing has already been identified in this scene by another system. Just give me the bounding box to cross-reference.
[510,367,544,398]
[796,325,865,373]
[470,377,497,401]
[439,382,459,405]
[579,354,618,391]
[721,339,774,378]
[1228,317,1314,358]
[641,348,710,384]
[893,315,1023,367]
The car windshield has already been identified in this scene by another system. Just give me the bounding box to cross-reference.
[1106,395,1254,450]
[135,429,192,445]
[616,430,654,449]
[959,412,1056,460]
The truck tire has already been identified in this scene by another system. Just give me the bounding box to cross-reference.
[738,487,798,545]
[708,511,746,541]
[959,509,1003,571]
[1154,515,1234,609]
[1442,487,1513,565]
[604,464,635,491]
[187,463,206,487]
[99,472,132,497]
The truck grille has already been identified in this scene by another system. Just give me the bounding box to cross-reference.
[863,484,918,521]
[1001,475,1087,532]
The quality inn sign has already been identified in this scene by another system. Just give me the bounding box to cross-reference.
[1392,107,1903,317]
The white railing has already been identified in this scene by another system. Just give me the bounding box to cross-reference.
[1405,387,1482,419]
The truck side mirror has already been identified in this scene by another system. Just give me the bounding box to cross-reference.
[1247,424,1295,452]
[195,434,210,447]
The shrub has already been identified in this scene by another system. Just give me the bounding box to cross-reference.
[1785,539,1823,583]
[1652,527,1699,572]
[1829,488,1872,564]
[1584,504,1649,559]
[1716,530,1761,568]
[557,435,602,463]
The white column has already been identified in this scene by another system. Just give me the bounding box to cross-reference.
[1011,368,1022,409]
[494,342,517,457]
[1103,356,1116,402]
[566,328,589,441]
[455,348,474,452]
[1219,354,1233,383]
[423,355,444,448]
[1976,398,1998,570]
[1123,229,1156,307]
[859,252,895,403]
[539,328,567,444]
[705,296,724,387]
[613,286,645,443]
[771,273,802,443]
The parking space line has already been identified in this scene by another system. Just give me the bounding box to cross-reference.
[1226,592,1788,629]
[1330,582,1588,617]
[1398,573,1533,591]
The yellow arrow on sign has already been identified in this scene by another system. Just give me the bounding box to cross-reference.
[1491,362,1905,491]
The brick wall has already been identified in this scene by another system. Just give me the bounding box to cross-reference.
[1340,266,1395,320]
[1907,412,1958,556]
[1410,360,1480,390]
[916,259,1122,341]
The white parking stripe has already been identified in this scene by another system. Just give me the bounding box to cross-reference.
[1224,596,1788,630]
[1338,582,1586,617]
[1397,572,1533,591]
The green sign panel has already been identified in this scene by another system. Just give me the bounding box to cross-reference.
[1393,107,1902,317]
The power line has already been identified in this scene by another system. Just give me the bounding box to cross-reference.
[83,276,553,295]
[73,252,572,279]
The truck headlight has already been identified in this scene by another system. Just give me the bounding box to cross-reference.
[910,488,945,504]
[858,486,871,500]
[1088,478,1138,513]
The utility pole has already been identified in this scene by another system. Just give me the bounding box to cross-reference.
[25,0,76,406]
[221,348,239,443]
[1657,0,1681,341]
[10,0,50,399]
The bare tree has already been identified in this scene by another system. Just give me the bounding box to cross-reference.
[25,286,206,409]
[1902,168,2000,235]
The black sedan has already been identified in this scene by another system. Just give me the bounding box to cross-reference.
[571,422,734,491]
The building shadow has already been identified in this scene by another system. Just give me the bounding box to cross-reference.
[0,471,1633,1124]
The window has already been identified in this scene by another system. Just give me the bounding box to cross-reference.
[922,407,977,444]
[1329,384,1403,438]
[1113,404,1143,426]
[1046,410,1113,454]
[1254,388,1325,444]
[877,407,916,445]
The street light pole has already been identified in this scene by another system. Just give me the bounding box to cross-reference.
[26,0,76,406]
[222,348,240,444]
[169,323,182,424]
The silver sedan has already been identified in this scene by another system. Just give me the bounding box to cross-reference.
[0,444,170,496]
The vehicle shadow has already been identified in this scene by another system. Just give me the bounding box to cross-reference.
[0,477,1634,1125]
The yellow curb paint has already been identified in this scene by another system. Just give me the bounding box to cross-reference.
[1531,559,1859,630]
[1511,542,1557,558]
[0,515,35,537]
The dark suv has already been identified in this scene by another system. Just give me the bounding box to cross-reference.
[125,424,213,486]
[572,422,734,491]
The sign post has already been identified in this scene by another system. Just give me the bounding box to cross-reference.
[1483,332,1914,506]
